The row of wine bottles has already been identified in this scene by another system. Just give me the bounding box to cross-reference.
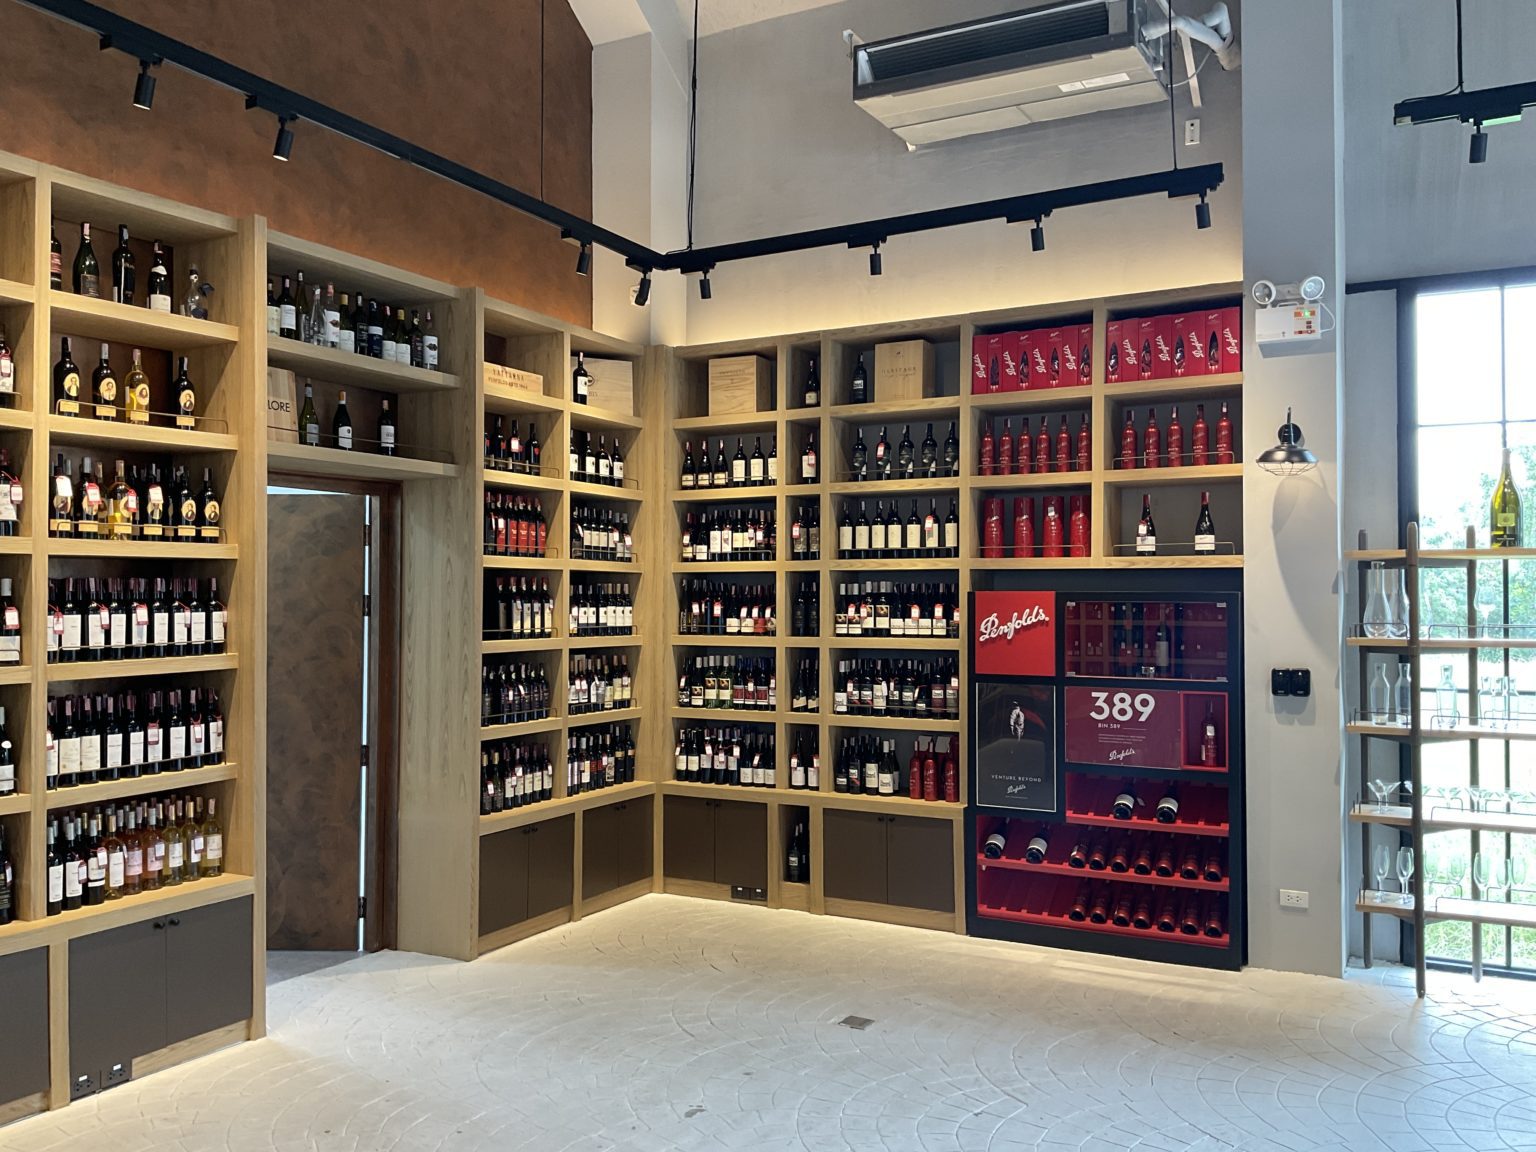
[978,416,1088,476]
[0,826,12,923]
[677,579,776,636]
[268,271,439,369]
[569,430,628,487]
[47,576,227,663]
[567,654,635,714]
[52,340,198,426]
[46,797,225,914]
[847,423,962,482]
[1059,882,1226,937]
[0,708,17,797]
[484,416,544,474]
[567,724,638,794]
[484,575,556,639]
[979,494,1089,560]
[835,735,958,802]
[297,385,398,455]
[680,436,779,489]
[1135,491,1219,555]
[481,739,555,813]
[836,498,960,559]
[55,223,179,313]
[48,685,225,789]
[788,503,822,560]
[49,455,221,542]
[791,577,819,636]
[676,655,777,711]
[482,493,550,557]
[571,581,634,636]
[983,823,1224,882]
[833,659,961,720]
[571,505,636,562]
[480,659,553,727]
[1118,404,1235,469]
[787,657,821,713]
[679,509,776,563]
[833,580,961,639]
[672,726,779,788]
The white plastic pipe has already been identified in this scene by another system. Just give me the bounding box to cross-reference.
[1144,2,1241,71]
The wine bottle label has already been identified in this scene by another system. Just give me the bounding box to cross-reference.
[280,304,297,331]
[87,613,106,649]
[129,730,144,765]
[381,339,397,361]
[149,291,171,314]
[212,610,226,644]
[108,852,125,889]
[191,613,207,645]
[170,727,186,760]
[0,356,13,393]
[47,864,63,904]
[152,611,169,644]
[110,611,127,648]
[146,724,161,762]
[1194,534,1216,553]
[173,611,189,645]
[337,425,353,450]
[0,636,16,663]
[79,273,100,297]
[65,865,82,899]
[210,719,224,754]
[168,841,184,869]
[1136,533,1156,554]
[424,336,438,369]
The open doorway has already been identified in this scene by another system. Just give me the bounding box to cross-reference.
[265,480,397,979]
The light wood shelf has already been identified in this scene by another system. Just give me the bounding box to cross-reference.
[828,398,962,422]
[49,291,240,350]
[44,763,238,809]
[45,537,238,559]
[45,652,237,682]
[479,715,564,740]
[568,405,643,432]
[46,414,238,453]
[566,706,643,727]
[828,477,962,496]
[0,277,34,306]
[1101,372,1243,401]
[0,664,32,686]
[478,780,656,836]
[812,791,965,819]
[826,713,960,733]
[483,468,564,493]
[0,409,35,431]
[267,336,459,394]
[568,478,642,501]
[671,633,777,647]
[266,441,460,481]
[567,633,640,649]
[971,386,1094,413]
[672,485,784,502]
[1102,462,1243,488]
[481,635,561,654]
[1349,803,1536,835]
[482,553,562,570]
[0,793,31,816]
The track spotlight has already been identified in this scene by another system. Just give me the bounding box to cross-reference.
[699,270,713,300]
[1030,217,1045,252]
[272,115,295,162]
[869,242,882,277]
[132,60,156,110]
[1194,192,1211,230]
[575,241,592,277]
[633,270,652,307]
[1470,124,1489,164]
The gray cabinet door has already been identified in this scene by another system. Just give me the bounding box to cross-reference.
[822,810,888,905]
[479,828,531,935]
[581,803,621,900]
[526,817,574,919]
[70,919,168,1085]
[165,897,254,1046]
[886,816,955,913]
[0,948,49,1105]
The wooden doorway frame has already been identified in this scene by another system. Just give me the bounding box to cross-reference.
[268,473,400,953]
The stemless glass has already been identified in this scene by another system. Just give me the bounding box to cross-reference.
[1394,663,1414,725]
[1396,847,1415,905]
[1363,563,1392,639]
[1369,665,1392,723]
[1435,665,1461,728]
[1385,568,1410,640]
[1373,843,1392,900]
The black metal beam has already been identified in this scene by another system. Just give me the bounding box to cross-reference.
[1394,80,1536,126]
[15,0,1226,282]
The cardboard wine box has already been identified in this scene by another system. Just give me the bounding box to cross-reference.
[708,355,773,416]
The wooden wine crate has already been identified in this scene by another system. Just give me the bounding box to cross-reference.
[266,367,298,443]
[708,355,772,416]
[873,339,934,402]
[575,356,634,413]
[484,362,545,397]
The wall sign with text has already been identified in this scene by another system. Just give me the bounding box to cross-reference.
[973,681,1058,813]
[973,591,1057,678]
[1063,686,1184,771]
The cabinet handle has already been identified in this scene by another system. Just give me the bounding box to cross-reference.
[153,921,165,930]
[169,918,181,927]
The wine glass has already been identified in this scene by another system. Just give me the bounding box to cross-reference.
[1368,779,1395,814]
[1509,857,1529,898]
[1396,847,1416,906]
[1473,853,1493,899]
[1440,852,1469,900]
[1373,844,1392,902]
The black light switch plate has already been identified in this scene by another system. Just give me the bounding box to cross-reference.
[1271,669,1292,696]
[1291,668,1311,697]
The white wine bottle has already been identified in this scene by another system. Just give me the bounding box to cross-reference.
[1492,447,1522,547]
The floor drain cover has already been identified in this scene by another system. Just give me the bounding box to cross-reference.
[838,1015,875,1031]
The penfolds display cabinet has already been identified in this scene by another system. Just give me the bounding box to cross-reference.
[966,570,1246,970]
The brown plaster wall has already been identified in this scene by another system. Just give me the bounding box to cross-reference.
[0,0,593,325]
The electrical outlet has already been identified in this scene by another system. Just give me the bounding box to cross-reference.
[731,885,767,902]
[105,1062,131,1088]
[1280,889,1309,909]
[70,1073,96,1101]
[1184,118,1201,146]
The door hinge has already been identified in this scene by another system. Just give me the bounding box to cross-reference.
[358,896,366,919]
[361,743,369,768]
[363,593,372,616]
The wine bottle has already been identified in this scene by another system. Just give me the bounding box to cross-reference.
[91,342,117,420]
[850,353,868,404]
[53,336,82,415]
[572,351,591,405]
[0,326,12,407]
[146,241,172,313]
[1194,490,1216,554]
[803,358,819,407]
[124,348,151,424]
[1215,401,1234,464]
[1154,786,1180,824]
[173,356,196,428]
[333,390,353,450]
[277,275,298,338]
[1492,447,1522,547]
[49,226,62,290]
[1111,789,1136,820]
[1135,493,1156,555]
[983,830,1007,859]
[379,400,397,457]
[111,225,136,305]
[73,222,101,297]
[1024,833,1048,864]
[423,309,439,369]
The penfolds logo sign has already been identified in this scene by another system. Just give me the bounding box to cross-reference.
[1001,350,1018,376]
[1221,324,1240,356]
[1153,334,1173,363]
[979,606,1050,644]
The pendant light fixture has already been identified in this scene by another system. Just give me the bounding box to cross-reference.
[1255,407,1318,475]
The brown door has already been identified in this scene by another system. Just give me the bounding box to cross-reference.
[615,798,654,888]
[266,492,367,950]
[713,800,767,890]
[581,804,621,900]
[662,797,715,882]
[822,810,888,904]
[886,816,955,913]
[527,817,575,919]
[478,828,531,935]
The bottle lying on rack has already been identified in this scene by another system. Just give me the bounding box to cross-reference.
[673,725,776,787]
[680,435,776,489]
[1062,881,1227,938]
[46,576,227,663]
[480,658,553,726]
[788,656,821,713]
[484,416,543,475]
[788,730,821,791]
[484,575,555,639]
[791,577,820,637]
[836,497,958,559]
[48,455,220,543]
[833,658,959,719]
[833,734,957,801]
[567,653,634,714]
[679,508,777,563]
[788,502,822,560]
[570,580,634,636]
[570,429,626,487]
[481,739,555,813]
[47,795,224,912]
[1062,829,1225,882]
[677,579,775,636]
[676,655,777,711]
[567,722,637,794]
[46,685,225,789]
[833,580,960,638]
[571,504,635,562]
[483,493,549,557]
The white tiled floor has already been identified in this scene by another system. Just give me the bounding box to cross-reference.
[9,894,1536,1151]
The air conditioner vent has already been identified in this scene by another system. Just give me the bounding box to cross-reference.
[862,4,1113,84]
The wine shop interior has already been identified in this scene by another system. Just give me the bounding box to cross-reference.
[1,0,1535,1148]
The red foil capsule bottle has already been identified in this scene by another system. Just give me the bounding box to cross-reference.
[1166,405,1184,467]
[982,496,1005,558]
[1055,415,1071,473]
[1013,496,1035,558]
[1016,417,1032,473]
[1034,421,1050,474]
[1075,415,1091,472]
[1042,498,1064,558]
[1143,407,1161,468]
[1191,403,1209,465]
[942,742,958,803]
[1120,410,1137,469]
[1069,494,1089,558]
[1216,401,1234,464]
[922,740,938,802]
[979,421,995,475]
[908,744,922,799]
[998,419,1014,475]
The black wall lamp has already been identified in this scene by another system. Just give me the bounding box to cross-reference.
[131,57,156,109]
[1255,407,1318,476]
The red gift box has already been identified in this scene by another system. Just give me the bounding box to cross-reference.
[1105,319,1126,383]
[971,334,991,394]
[1137,317,1165,380]
[1044,328,1067,388]
[1027,327,1052,390]
[1172,313,1201,377]
[1074,323,1094,386]
[1000,331,1024,392]
[1208,306,1242,375]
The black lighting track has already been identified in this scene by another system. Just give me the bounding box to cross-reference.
[16,0,1223,279]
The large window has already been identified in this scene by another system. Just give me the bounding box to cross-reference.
[1406,276,1536,974]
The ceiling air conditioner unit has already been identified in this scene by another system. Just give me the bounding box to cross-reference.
[853,0,1170,147]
